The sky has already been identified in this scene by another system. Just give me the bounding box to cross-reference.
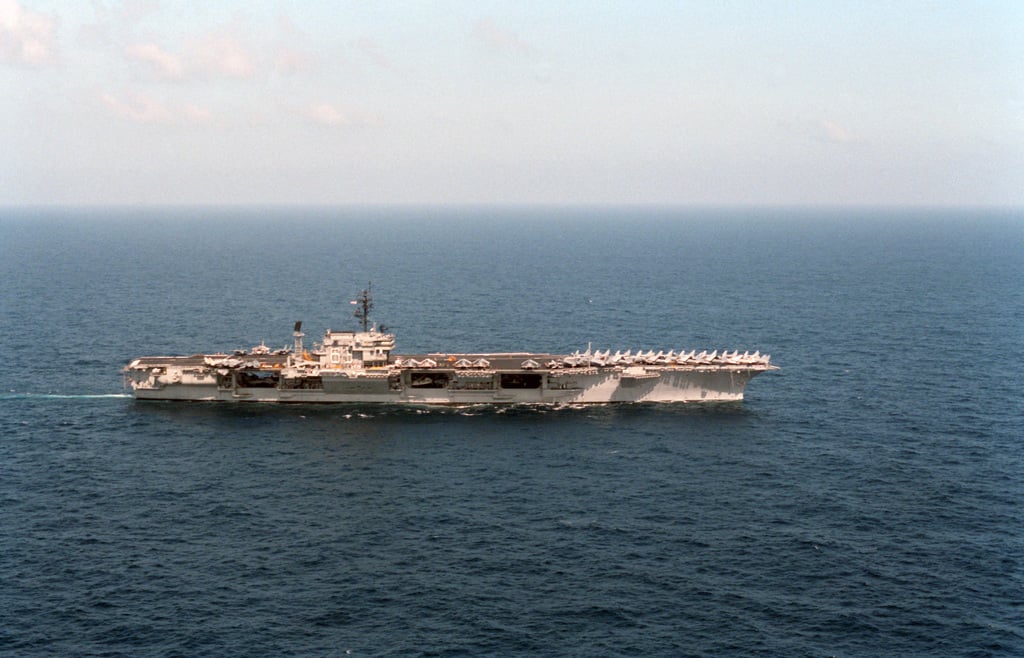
[2,0,1022,206]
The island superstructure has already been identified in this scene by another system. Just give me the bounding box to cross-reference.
[124,287,777,404]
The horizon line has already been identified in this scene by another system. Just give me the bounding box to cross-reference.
[2,202,1022,211]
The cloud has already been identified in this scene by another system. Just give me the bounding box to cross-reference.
[472,18,532,55]
[122,29,263,81]
[101,91,213,125]
[304,102,348,126]
[110,14,318,81]
[816,120,858,144]
[471,16,552,82]
[299,102,380,128]
[190,31,256,79]
[101,92,172,124]
[274,42,316,75]
[183,103,213,123]
[0,0,57,66]
[125,42,184,79]
[273,15,318,75]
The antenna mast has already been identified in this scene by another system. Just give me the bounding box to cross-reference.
[353,282,373,332]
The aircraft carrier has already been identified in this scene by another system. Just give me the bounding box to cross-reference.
[124,287,777,404]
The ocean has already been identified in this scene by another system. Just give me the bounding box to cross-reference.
[1,207,1021,656]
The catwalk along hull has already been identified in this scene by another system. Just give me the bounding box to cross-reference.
[124,290,776,405]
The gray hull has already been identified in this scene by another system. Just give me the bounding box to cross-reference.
[128,363,769,404]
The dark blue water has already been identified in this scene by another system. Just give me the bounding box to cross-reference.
[1,207,1021,656]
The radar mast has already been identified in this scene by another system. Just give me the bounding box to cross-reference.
[353,282,374,332]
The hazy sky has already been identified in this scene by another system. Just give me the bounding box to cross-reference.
[3,1,1022,206]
